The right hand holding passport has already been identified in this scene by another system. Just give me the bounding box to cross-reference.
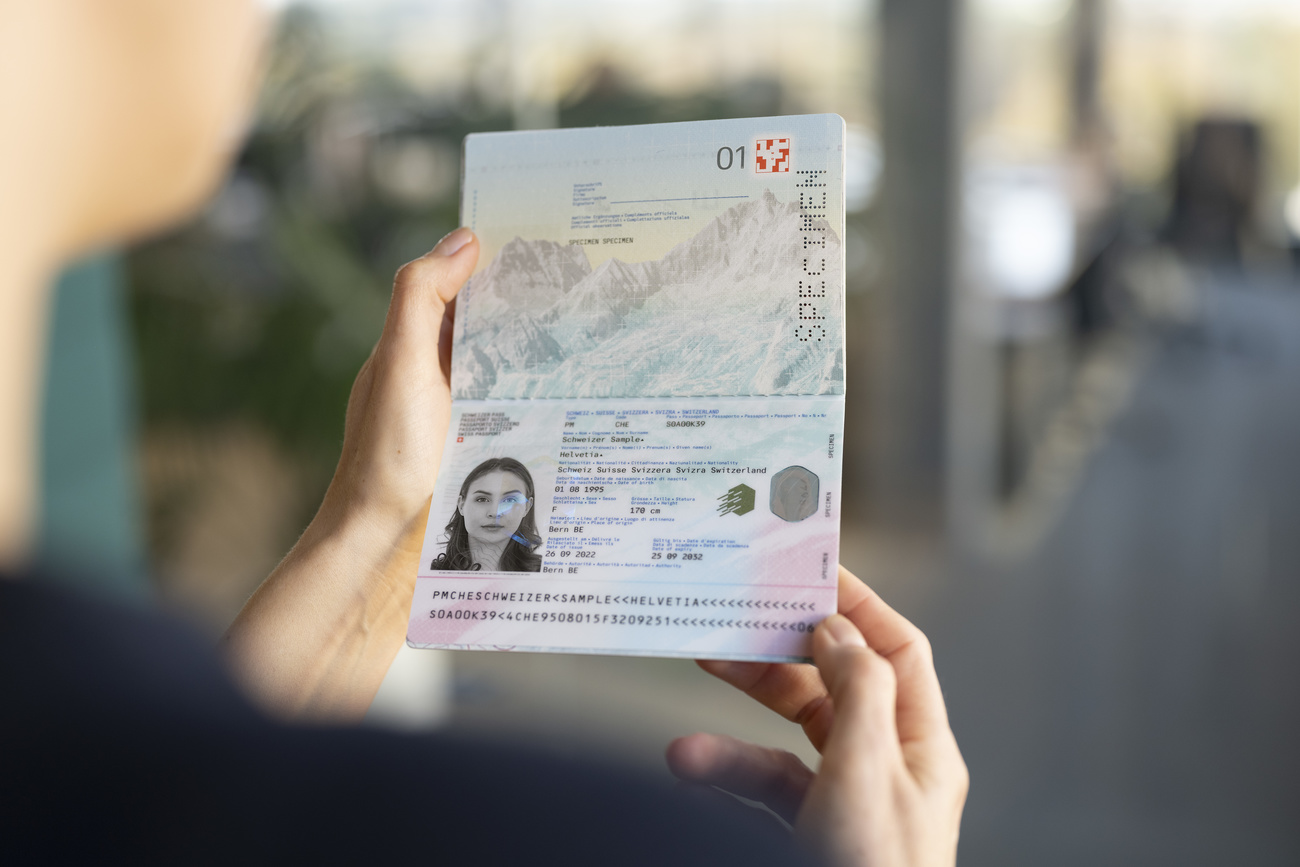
[671,566,969,867]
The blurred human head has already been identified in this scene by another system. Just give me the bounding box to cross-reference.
[0,0,266,262]
[0,1,267,567]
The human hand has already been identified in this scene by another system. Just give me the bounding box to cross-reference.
[223,228,477,718]
[321,227,478,536]
[667,566,968,867]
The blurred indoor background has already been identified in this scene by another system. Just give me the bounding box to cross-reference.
[38,0,1300,863]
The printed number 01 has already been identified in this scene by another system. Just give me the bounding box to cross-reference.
[716,146,746,170]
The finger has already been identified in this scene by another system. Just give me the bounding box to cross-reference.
[401,227,477,304]
[696,659,835,751]
[692,567,873,750]
[835,566,956,777]
[383,227,478,352]
[811,614,903,780]
[666,733,814,825]
[693,566,943,754]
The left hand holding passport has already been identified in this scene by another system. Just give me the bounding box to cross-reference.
[224,228,478,718]
[326,227,479,529]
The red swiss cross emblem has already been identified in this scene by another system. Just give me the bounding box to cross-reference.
[755,138,790,173]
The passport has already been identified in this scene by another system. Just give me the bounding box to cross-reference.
[409,114,846,662]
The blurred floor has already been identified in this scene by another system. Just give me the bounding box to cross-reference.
[431,268,1300,864]
[932,268,1300,865]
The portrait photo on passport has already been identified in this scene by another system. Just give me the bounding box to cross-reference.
[429,457,543,573]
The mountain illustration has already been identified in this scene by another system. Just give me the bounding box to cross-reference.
[472,238,591,321]
[452,190,844,400]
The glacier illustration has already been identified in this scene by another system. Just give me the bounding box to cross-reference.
[452,191,844,400]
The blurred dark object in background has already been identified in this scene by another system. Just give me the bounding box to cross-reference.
[1165,119,1262,267]
[38,255,149,601]
[868,0,960,533]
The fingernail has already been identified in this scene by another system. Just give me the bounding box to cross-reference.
[432,227,473,257]
[821,613,866,648]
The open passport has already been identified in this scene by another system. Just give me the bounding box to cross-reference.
[408,114,846,662]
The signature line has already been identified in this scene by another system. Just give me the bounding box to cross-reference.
[607,196,751,204]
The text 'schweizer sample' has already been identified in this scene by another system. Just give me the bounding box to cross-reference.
[409,115,846,662]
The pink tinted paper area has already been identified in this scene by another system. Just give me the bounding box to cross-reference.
[409,527,837,662]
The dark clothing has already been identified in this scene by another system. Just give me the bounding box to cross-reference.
[0,576,810,865]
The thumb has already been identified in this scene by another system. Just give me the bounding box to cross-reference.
[383,227,479,348]
[811,614,904,773]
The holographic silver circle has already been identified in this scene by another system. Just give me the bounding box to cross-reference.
[770,465,819,522]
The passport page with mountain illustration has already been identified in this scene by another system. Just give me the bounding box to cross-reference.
[408,115,846,662]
